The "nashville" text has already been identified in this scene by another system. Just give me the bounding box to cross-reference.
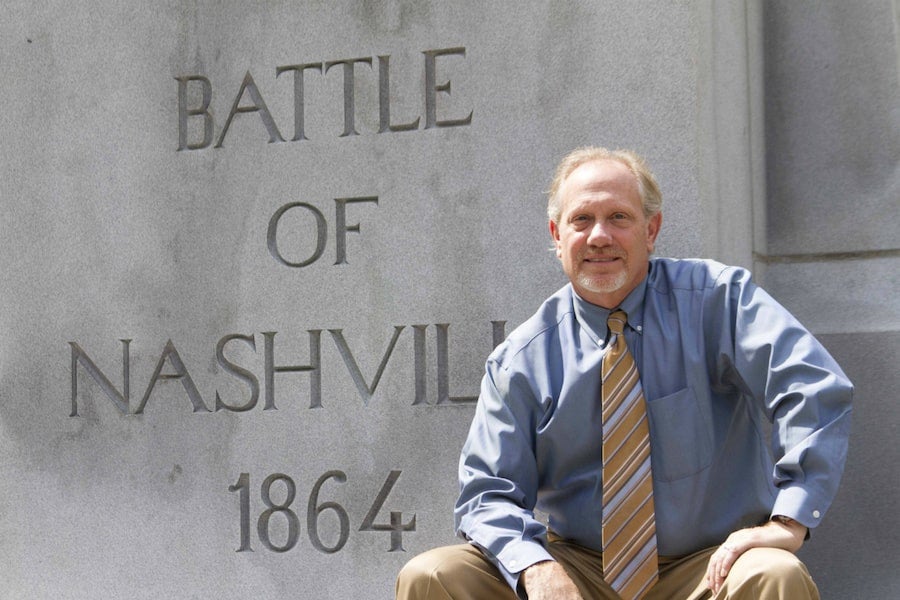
[69,321,506,416]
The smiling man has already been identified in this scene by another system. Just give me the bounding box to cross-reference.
[548,156,661,309]
[396,147,852,600]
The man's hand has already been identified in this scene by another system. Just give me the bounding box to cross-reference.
[522,561,584,600]
[705,518,808,594]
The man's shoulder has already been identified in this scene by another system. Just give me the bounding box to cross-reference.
[648,257,749,293]
[489,285,574,368]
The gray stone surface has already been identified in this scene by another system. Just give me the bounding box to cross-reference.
[762,5,900,597]
[763,0,900,256]
[762,256,900,334]
[0,3,717,597]
[0,2,893,598]
[759,0,900,341]
[798,332,900,598]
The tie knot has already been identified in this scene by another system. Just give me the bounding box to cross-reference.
[607,310,627,336]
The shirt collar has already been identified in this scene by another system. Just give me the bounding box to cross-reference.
[571,268,648,348]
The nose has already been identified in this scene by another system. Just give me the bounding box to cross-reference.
[586,221,613,246]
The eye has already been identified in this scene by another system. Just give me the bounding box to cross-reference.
[569,214,591,227]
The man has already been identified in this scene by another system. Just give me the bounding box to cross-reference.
[396,147,852,599]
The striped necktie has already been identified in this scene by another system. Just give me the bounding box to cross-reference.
[601,310,658,599]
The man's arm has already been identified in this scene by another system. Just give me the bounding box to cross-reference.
[523,561,584,600]
[704,517,807,594]
[454,357,555,595]
[705,267,853,590]
[734,269,851,512]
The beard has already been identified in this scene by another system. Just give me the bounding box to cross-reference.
[575,268,629,295]
[573,246,630,295]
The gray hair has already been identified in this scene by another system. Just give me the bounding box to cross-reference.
[547,147,663,224]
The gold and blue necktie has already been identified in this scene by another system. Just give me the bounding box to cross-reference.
[601,310,658,599]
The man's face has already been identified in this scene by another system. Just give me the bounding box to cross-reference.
[550,159,662,308]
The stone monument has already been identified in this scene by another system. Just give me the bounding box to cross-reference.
[2,2,896,598]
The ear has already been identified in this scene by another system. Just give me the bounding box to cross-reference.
[646,212,662,253]
[549,220,562,257]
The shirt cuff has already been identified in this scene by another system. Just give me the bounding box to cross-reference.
[472,538,555,599]
[771,484,826,529]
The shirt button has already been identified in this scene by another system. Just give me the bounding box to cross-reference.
[812,510,821,519]
[509,560,517,568]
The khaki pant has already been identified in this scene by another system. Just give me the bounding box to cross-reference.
[396,537,818,600]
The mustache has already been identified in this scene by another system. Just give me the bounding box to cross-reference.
[579,246,626,259]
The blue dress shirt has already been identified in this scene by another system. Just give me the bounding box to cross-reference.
[455,258,853,593]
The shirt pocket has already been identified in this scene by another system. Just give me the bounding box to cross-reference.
[645,387,713,482]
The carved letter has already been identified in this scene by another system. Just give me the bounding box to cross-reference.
[328,326,405,405]
[69,340,131,416]
[215,334,260,412]
[423,48,473,129]
[215,71,285,148]
[412,325,428,405]
[324,57,374,137]
[334,196,378,265]
[267,202,328,268]
[176,76,214,150]
[276,62,324,141]
[435,324,477,404]
[263,330,322,410]
[377,55,420,133]
[135,340,211,414]
[492,321,507,348]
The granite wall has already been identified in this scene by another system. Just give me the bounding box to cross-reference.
[0,1,895,598]
[761,1,899,597]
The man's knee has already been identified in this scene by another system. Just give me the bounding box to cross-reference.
[396,544,510,600]
[726,548,819,599]
[396,548,447,599]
